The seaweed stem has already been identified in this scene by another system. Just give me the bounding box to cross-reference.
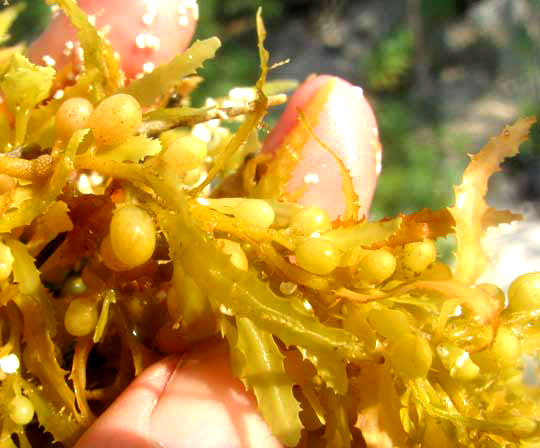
[140,93,287,136]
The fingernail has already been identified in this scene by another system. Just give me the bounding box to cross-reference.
[262,75,382,220]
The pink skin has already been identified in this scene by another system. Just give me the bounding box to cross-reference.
[27,0,197,79]
[75,343,281,448]
[29,1,382,446]
[263,74,382,220]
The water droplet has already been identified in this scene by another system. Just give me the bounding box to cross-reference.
[219,304,234,316]
[178,15,189,27]
[352,85,364,98]
[142,14,154,25]
[144,0,159,17]
[229,87,256,102]
[77,47,85,62]
[77,174,92,194]
[184,0,200,20]
[135,34,146,49]
[89,171,104,186]
[207,118,220,128]
[42,55,56,67]
[304,173,320,185]
[63,40,75,57]
[279,281,297,295]
[456,191,467,209]
[0,354,20,374]
[143,62,155,73]
[147,35,160,49]
[135,33,161,50]
[53,89,65,100]
[375,149,382,175]
[192,123,212,143]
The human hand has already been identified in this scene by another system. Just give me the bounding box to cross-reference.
[29,2,382,446]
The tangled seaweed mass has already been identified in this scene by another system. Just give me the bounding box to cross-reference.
[0,1,538,447]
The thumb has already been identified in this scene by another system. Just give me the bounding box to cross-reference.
[75,342,281,448]
[76,75,382,447]
[27,0,197,79]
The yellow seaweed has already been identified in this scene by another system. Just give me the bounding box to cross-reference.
[449,116,535,284]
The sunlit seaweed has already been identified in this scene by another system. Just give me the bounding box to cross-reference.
[0,2,537,447]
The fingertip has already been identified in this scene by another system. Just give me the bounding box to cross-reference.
[104,0,198,79]
[262,74,332,153]
[28,0,198,79]
[263,74,382,219]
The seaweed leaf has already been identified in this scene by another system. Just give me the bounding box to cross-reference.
[322,389,352,448]
[121,38,221,107]
[0,3,25,46]
[0,129,86,233]
[52,0,123,95]
[95,135,162,162]
[8,241,79,426]
[22,379,83,445]
[225,317,302,446]
[449,116,535,284]
[322,217,403,251]
[0,54,55,145]
[298,347,348,395]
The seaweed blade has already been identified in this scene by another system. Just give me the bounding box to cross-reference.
[224,317,303,446]
[449,116,535,284]
[121,38,221,107]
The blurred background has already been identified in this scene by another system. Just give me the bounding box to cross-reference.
[3,0,540,283]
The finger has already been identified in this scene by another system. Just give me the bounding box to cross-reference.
[75,342,281,448]
[263,74,382,220]
[27,0,198,79]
